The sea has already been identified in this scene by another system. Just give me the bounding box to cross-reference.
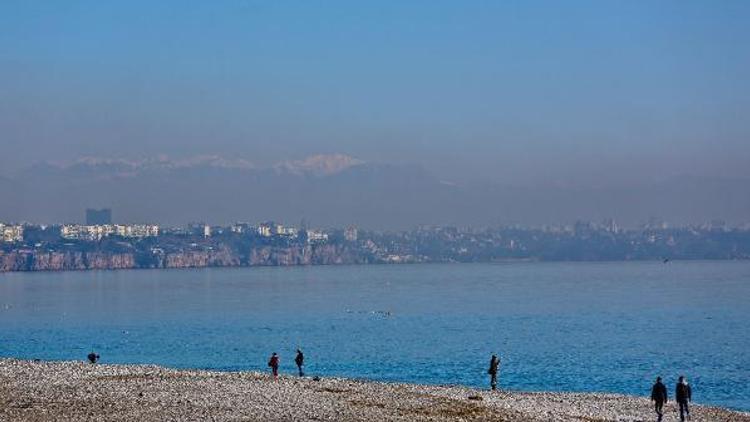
[1,261,748,410]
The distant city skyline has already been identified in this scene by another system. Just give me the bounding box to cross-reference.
[3,217,750,273]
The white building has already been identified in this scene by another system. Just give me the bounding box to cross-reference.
[61,224,87,240]
[61,224,159,241]
[278,226,298,237]
[258,224,272,237]
[231,222,251,234]
[116,224,159,238]
[306,229,328,243]
[345,226,358,242]
[0,224,24,242]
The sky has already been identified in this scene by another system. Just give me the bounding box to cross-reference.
[1,0,749,188]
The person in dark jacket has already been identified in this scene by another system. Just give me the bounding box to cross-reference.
[295,349,305,377]
[268,352,280,379]
[87,351,100,364]
[650,376,668,421]
[675,376,692,421]
[488,354,500,390]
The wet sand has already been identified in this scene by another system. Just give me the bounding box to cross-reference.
[1,359,747,421]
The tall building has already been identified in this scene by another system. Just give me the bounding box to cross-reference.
[86,208,112,225]
[257,223,272,237]
[345,226,358,242]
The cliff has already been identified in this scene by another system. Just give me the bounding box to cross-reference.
[0,244,373,272]
[0,250,135,272]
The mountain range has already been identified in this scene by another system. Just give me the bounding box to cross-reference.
[0,154,748,228]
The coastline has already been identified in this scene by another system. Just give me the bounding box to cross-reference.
[2,255,749,275]
[1,359,747,421]
[3,224,750,273]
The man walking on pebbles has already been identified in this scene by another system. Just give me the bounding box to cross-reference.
[676,376,692,421]
[650,376,668,421]
[295,349,305,377]
[488,354,500,390]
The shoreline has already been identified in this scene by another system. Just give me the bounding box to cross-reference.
[2,257,748,275]
[1,359,747,421]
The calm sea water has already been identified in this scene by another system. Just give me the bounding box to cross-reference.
[1,261,748,410]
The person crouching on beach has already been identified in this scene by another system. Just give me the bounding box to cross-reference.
[87,351,100,364]
[676,376,692,421]
[268,353,280,379]
[650,376,668,421]
[488,354,500,390]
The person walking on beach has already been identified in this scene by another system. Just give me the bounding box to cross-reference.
[488,354,500,390]
[650,376,668,421]
[675,376,692,421]
[268,353,280,379]
[295,349,305,377]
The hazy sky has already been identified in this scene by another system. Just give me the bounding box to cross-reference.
[1,1,749,186]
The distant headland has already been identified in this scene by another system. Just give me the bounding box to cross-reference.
[2,216,749,272]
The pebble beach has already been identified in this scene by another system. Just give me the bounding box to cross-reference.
[1,359,747,422]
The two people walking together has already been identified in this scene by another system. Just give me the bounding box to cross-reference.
[651,375,692,422]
